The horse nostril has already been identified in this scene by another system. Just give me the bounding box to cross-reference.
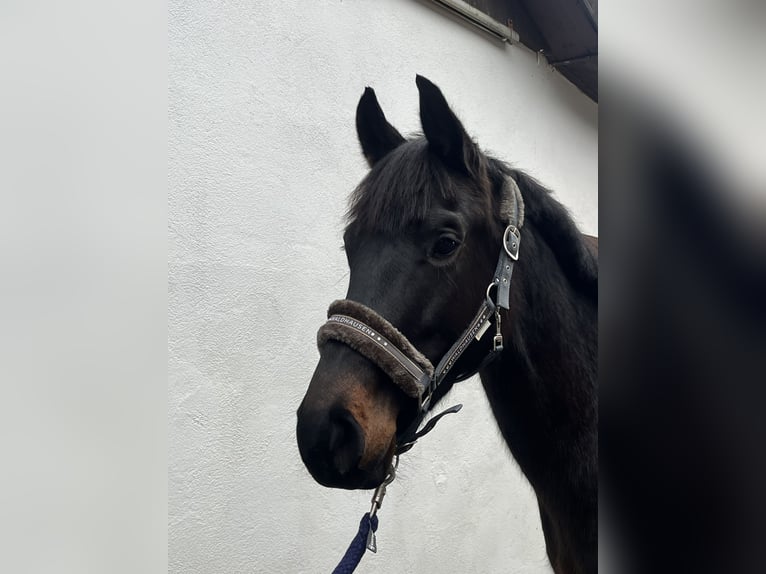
[296,403,367,486]
[328,409,365,477]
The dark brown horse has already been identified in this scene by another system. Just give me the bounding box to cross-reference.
[297,76,597,574]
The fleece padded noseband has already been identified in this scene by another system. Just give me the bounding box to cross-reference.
[317,300,434,399]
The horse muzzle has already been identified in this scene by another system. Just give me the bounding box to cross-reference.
[297,342,400,489]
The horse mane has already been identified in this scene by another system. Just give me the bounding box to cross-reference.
[489,159,598,300]
[346,138,597,300]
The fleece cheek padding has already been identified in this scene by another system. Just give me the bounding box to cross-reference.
[316,299,434,400]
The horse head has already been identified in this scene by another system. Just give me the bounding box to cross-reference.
[296,76,511,489]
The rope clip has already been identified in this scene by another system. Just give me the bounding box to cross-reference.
[366,456,398,552]
[493,308,504,352]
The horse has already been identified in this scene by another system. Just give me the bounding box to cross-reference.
[296,75,598,574]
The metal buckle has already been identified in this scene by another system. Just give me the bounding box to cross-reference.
[503,225,520,260]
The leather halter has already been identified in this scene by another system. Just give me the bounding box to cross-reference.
[317,176,525,453]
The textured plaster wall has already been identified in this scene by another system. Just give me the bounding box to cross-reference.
[169,1,597,573]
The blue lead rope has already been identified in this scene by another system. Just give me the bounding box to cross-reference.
[331,513,379,574]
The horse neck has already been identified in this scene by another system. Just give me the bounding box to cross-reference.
[480,217,598,496]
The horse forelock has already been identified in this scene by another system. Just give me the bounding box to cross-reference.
[346,138,490,234]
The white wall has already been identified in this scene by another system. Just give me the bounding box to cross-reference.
[169,1,597,573]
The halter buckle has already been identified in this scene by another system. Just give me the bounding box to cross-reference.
[503,225,521,260]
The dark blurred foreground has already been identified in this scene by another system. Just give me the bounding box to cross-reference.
[600,2,766,569]
[601,103,766,573]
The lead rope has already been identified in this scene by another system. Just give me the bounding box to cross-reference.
[331,512,378,574]
[331,457,397,574]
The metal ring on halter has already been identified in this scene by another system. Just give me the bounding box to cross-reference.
[382,460,397,486]
[420,389,433,412]
[486,280,500,306]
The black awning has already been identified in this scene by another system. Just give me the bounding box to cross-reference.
[468,0,598,101]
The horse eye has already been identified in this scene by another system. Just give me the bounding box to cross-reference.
[431,236,460,258]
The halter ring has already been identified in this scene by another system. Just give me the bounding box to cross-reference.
[486,280,500,307]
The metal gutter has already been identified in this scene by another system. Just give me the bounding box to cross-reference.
[428,0,520,44]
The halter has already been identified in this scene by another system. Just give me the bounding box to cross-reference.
[317,175,525,453]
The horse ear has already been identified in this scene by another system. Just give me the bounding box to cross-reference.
[356,87,405,167]
[416,75,482,177]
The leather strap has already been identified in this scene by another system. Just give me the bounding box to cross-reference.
[428,299,495,402]
[493,226,520,310]
[494,176,523,310]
